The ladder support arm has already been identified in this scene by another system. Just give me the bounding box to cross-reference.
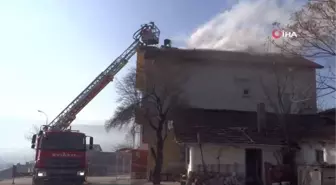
[48,22,160,130]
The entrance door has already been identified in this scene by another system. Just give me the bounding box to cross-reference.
[245,148,262,185]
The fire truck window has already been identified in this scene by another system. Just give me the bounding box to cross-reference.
[40,133,85,151]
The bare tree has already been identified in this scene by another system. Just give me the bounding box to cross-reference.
[105,62,187,185]
[260,64,316,115]
[105,69,139,135]
[272,0,335,57]
[317,96,329,112]
[260,64,316,144]
[271,0,336,97]
[24,125,40,141]
[316,62,336,98]
[259,64,313,184]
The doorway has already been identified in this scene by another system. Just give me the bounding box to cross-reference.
[245,148,263,185]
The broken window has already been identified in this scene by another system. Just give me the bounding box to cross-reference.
[315,149,324,163]
[243,88,250,96]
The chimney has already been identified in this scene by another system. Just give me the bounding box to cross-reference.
[257,103,266,132]
[162,39,172,48]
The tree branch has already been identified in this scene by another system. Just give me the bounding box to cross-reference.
[150,146,157,160]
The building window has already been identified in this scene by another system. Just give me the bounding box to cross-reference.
[315,149,324,163]
[243,88,250,97]
[234,76,251,98]
[168,120,174,130]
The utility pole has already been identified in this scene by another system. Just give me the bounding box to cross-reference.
[12,165,16,184]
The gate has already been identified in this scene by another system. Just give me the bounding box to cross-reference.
[116,149,148,179]
[87,150,131,177]
[115,150,132,179]
[86,149,148,179]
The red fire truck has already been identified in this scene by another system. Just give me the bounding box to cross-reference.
[31,127,93,185]
[29,22,160,185]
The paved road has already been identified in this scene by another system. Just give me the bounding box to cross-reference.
[0,176,177,185]
[0,176,135,185]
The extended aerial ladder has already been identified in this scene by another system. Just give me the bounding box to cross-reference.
[46,22,160,130]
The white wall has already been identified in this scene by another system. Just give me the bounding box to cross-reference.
[139,55,318,144]
[297,142,336,165]
[187,143,282,182]
[297,143,336,185]
[182,61,317,113]
[186,142,336,185]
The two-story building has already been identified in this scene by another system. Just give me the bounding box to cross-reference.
[134,44,326,181]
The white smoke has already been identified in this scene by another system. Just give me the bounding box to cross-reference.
[187,0,305,53]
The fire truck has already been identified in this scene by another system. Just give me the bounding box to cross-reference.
[30,22,160,185]
[30,127,93,185]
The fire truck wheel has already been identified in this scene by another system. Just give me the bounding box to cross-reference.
[31,178,37,185]
[32,178,44,185]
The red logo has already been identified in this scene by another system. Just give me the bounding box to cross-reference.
[272,29,282,39]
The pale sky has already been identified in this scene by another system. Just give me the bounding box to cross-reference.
[0,0,236,121]
[0,0,332,158]
[0,0,231,152]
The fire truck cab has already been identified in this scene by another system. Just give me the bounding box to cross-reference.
[31,127,93,185]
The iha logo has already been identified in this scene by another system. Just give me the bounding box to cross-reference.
[272,29,297,39]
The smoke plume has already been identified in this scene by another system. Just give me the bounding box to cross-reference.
[187,0,305,53]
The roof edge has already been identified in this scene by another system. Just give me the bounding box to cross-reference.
[139,46,323,69]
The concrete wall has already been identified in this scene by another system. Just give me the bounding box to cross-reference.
[296,142,336,185]
[138,54,318,143]
[86,151,131,176]
[187,143,282,183]
[185,142,335,185]
[137,49,318,114]
[297,142,336,165]
[0,167,12,180]
[183,61,317,114]
[0,162,35,180]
